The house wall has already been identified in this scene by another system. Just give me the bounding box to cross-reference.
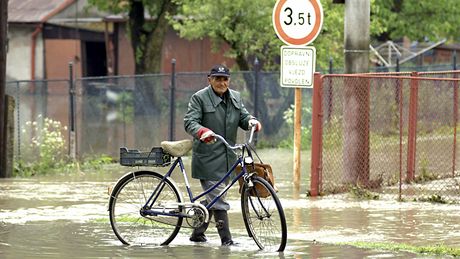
[161,27,235,73]
[116,25,135,75]
[7,23,237,80]
[430,49,457,64]
[6,24,44,80]
[115,25,235,75]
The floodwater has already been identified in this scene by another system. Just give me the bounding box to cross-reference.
[0,149,459,258]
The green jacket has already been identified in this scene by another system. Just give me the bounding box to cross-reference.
[184,85,253,180]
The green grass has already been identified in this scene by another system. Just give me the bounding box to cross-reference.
[92,218,109,223]
[340,241,460,257]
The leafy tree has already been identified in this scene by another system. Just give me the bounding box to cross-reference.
[370,0,460,42]
[170,0,345,72]
[87,0,460,73]
[170,0,278,70]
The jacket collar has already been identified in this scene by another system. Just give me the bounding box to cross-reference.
[206,85,240,108]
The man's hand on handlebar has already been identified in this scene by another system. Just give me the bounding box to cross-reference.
[248,119,262,132]
[197,127,216,144]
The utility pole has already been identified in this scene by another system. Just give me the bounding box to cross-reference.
[0,0,9,177]
[342,0,370,185]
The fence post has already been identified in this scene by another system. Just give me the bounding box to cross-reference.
[293,88,302,189]
[310,73,323,196]
[398,74,403,200]
[169,59,176,141]
[253,57,259,118]
[15,81,20,160]
[453,71,458,177]
[406,72,419,182]
[328,57,333,74]
[4,95,14,177]
[0,0,7,177]
[453,50,457,70]
[68,62,76,160]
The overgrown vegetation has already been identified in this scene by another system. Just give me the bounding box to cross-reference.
[14,116,113,177]
[348,184,380,200]
[414,155,438,183]
[340,241,460,257]
[14,116,67,176]
[416,194,448,204]
[114,91,134,123]
[278,104,312,150]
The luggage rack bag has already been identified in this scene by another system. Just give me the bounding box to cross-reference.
[119,147,171,167]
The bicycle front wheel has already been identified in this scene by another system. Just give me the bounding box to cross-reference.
[109,171,183,246]
[241,176,287,252]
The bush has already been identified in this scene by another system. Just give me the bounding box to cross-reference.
[14,116,115,177]
[278,104,312,150]
[15,115,68,176]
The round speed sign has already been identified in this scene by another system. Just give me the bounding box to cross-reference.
[272,0,323,46]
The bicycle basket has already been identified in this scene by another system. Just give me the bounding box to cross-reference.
[119,147,171,167]
[235,163,276,198]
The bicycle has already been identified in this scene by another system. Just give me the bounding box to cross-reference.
[108,127,287,252]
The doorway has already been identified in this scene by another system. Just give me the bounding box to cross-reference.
[83,41,107,77]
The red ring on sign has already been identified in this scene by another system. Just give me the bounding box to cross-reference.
[273,0,323,45]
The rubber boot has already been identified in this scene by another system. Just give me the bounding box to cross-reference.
[214,210,234,246]
[190,207,212,242]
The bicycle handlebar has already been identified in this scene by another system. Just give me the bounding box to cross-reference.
[212,125,256,150]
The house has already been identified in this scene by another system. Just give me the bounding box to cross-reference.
[7,0,235,159]
[7,0,234,81]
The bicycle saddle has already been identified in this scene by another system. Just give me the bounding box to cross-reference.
[160,139,193,157]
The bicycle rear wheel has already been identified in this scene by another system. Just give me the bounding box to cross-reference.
[241,176,287,252]
[109,171,183,245]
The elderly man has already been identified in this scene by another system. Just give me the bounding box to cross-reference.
[184,64,261,246]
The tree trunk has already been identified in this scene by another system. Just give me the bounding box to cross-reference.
[128,0,176,145]
[128,0,145,74]
[128,0,174,74]
[0,0,8,177]
[343,0,370,186]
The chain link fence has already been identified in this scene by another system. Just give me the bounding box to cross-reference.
[7,71,301,160]
[5,79,70,162]
[7,67,460,203]
[315,72,460,203]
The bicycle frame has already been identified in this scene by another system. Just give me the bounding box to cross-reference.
[142,144,251,218]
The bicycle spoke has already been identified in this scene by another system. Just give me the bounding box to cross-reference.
[241,176,287,252]
[109,171,183,245]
